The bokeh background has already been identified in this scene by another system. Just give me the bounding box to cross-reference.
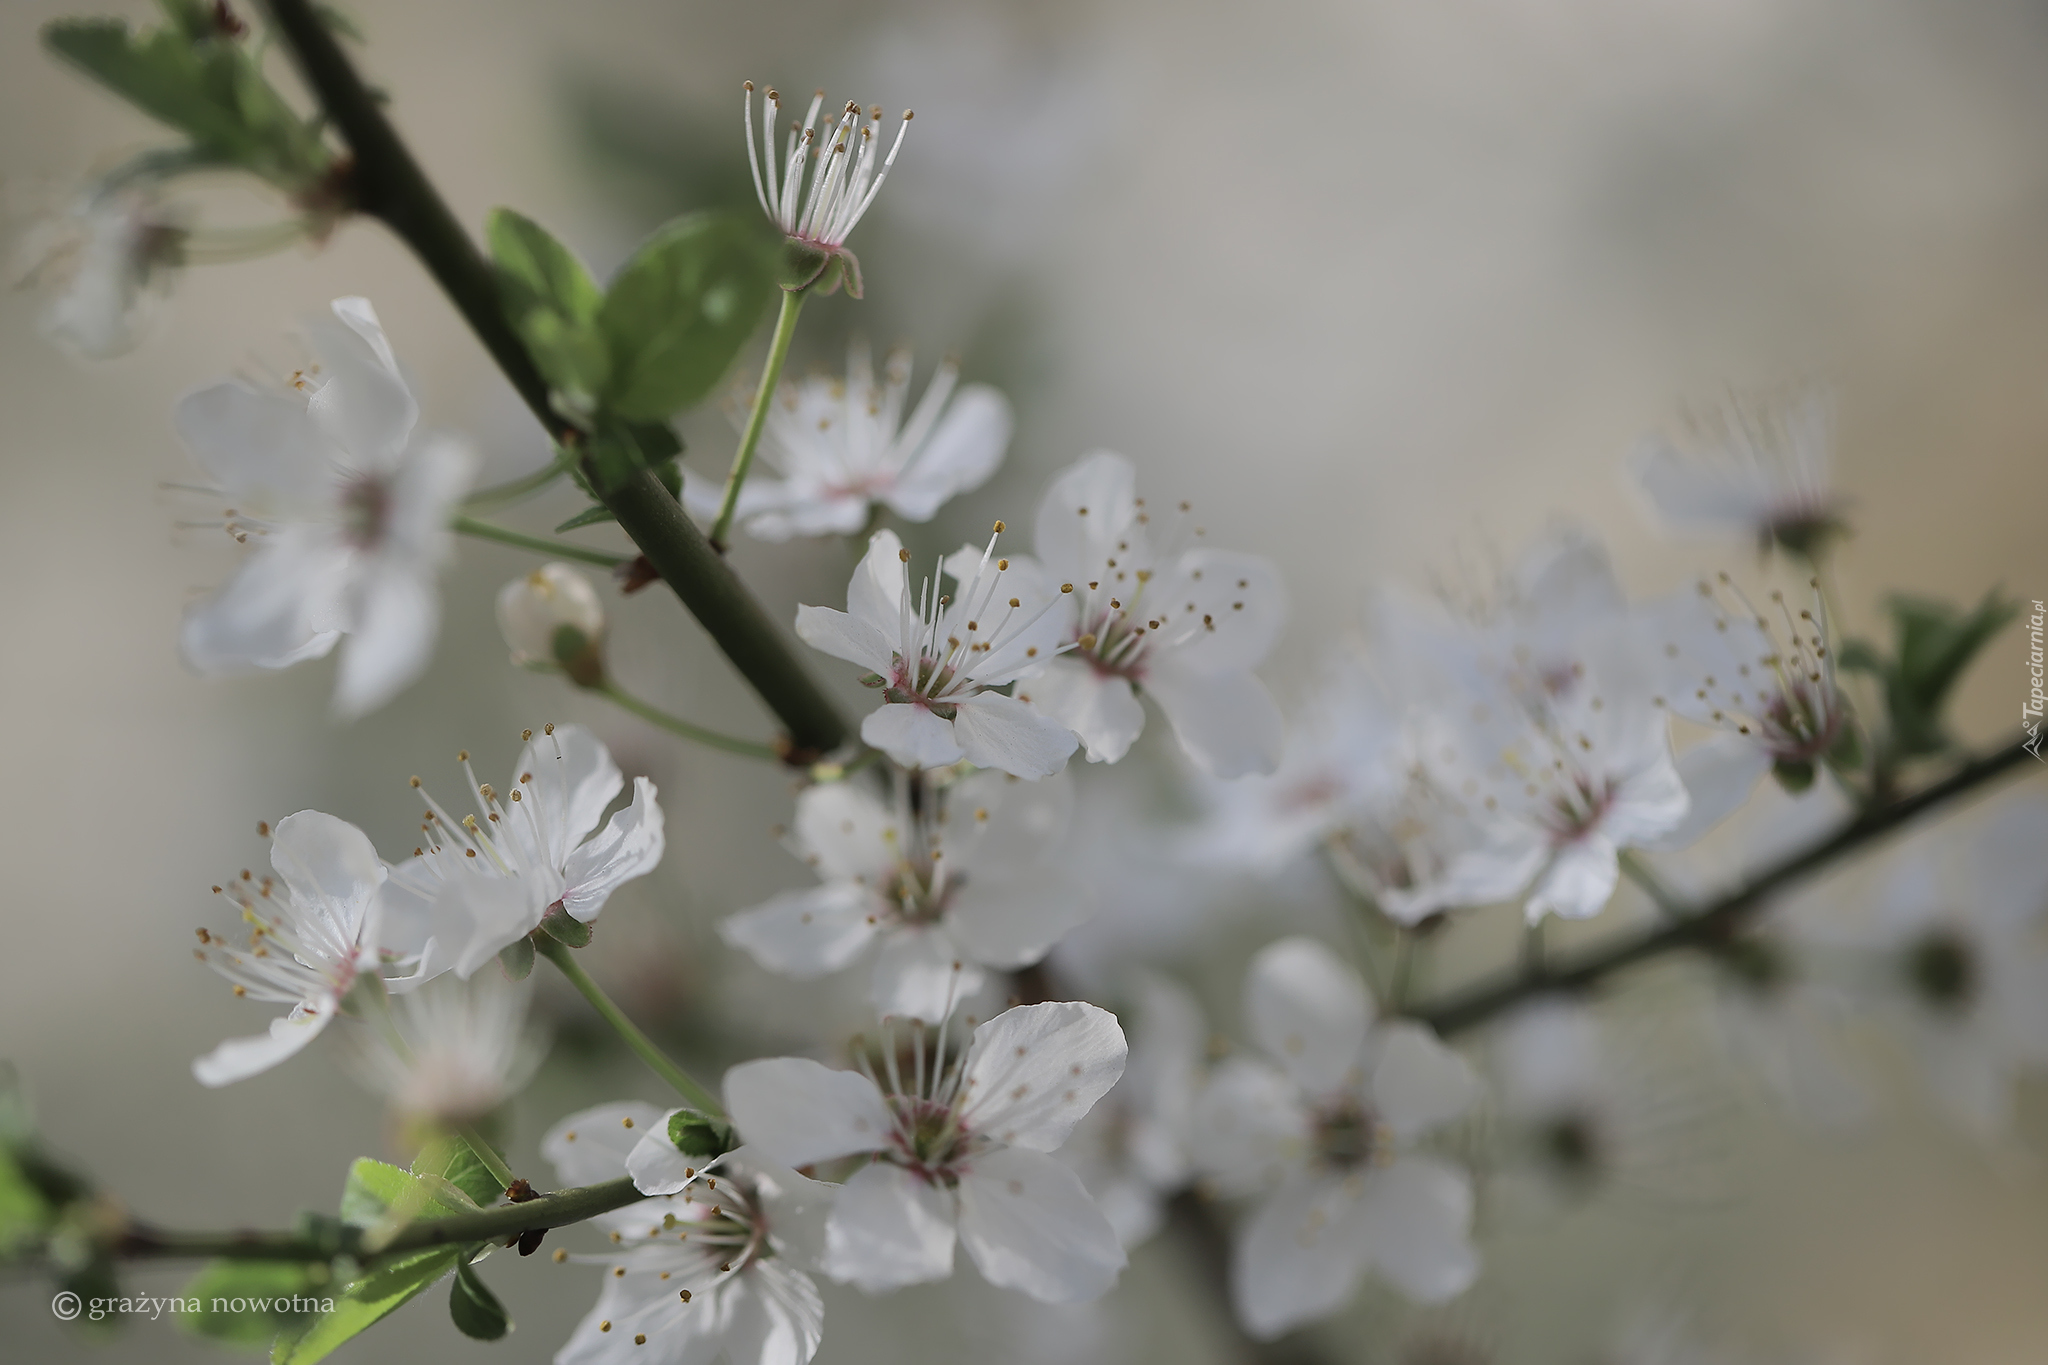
[3,0,2047,1360]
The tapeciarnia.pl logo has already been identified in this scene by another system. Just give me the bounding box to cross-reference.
[2025,598,2044,761]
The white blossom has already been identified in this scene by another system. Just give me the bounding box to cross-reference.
[794,527,1078,776]
[721,767,1080,1022]
[683,343,1012,541]
[544,1103,831,1365]
[1017,451,1287,777]
[498,563,606,667]
[21,178,185,359]
[723,1001,1129,1303]
[191,811,386,1087]
[1190,937,1480,1340]
[175,297,477,718]
[1631,385,1844,556]
[341,969,546,1128]
[744,83,910,296]
[379,723,665,982]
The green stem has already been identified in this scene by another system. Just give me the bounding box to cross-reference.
[453,514,629,569]
[261,0,849,757]
[462,457,569,512]
[595,679,780,761]
[1388,929,1417,1011]
[534,936,724,1116]
[709,289,805,552]
[1618,850,1687,919]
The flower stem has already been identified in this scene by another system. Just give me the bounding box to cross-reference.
[1618,850,1687,919]
[452,514,630,568]
[533,936,724,1116]
[709,289,806,552]
[594,679,780,761]
[462,457,570,512]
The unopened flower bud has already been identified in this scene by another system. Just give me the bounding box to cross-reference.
[497,563,606,687]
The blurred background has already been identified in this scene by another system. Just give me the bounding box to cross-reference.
[3,0,2047,1360]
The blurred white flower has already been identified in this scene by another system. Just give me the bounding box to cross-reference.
[1190,938,1481,1340]
[343,970,545,1128]
[721,768,1079,1022]
[794,528,1077,776]
[1018,451,1287,778]
[544,1102,832,1365]
[191,811,385,1087]
[497,563,606,668]
[1058,975,1204,1249]
[1631,385,1844,557]
[684,343,1012,541]
[723,1001,1128,1303]
[745,83,910,296]
[379,723,665,982]
[175,296,477,718]
[20,177,185,359]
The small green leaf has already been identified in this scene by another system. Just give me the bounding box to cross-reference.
[1772,758,1816,793]
[555,504,618,532]
[599,211,777,421]
[667,1110,737,1160]
[270,1246,461,1365]
[448,1259,511,1340]
[337,1159,421,1229]
[538,904,593,948]
[0,1147,50,1258]
[178,1260,329,1346]
[410,1140,503,1210]
[488,208,602,324]
[1860,591,2018,759]
[498,935,536,981]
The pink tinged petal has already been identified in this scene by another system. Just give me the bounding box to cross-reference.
[625,1109,697,1195]
[794,604,893,672]
[1158,548,1287,674]
[860,702,966,770]
[884,384,1014,522]
[958,1001,1128,1152]
[821,1162,958,1293]
[723,1058,893,1167]
[1023,657,1144,765]
[559,776,665,922]
[1188,1058,1310,1196]
[1142,664,1285,779]
[848,528,911,637]
[303,296,418,474]
[720,883,881,978]
[192,1004,336,1087]
[1245,937,1372,1094]
[1230,1170,1371,1340]
[331,560,438,719]
[943,876,1088,971]
[955,1147,1127,1303]
[1525,833,1620,923]
[267,810,386,959]
[1644,735,1770,851]
[520,722,628,862]
[1369,1021,1479,1139]
[173,380,331,502]
[719,1260,826,1365]
[1033,450,1137,573]
[792,781,899,882]
[1359,1155,1480,1303]
[871,925,981,1023]
[951,692,1079,779]
[179,533,349,675]
[542,1101,669,1188]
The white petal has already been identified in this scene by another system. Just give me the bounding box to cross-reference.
[951,691,1079,779]
[1632,434,1778,529]
[848,529,911,637]
[1245,937,1371,1094]
[860,702,966,770]
[1156,548,1287,673]
[792,781,899,882]
[940,767,1073,877]
[192,1006,335,1087]
[179,532,349,675]
[720,883,881,979]
[821,1162,958,1292]
[303,296,418,474]
[871,926,981,1023]
[429,872,547,979]
[1601,744,1692,848]
[173,379,331,502]
[1369,1021,1479,1139]
[956,1147,1126,1303]
[1143,664,1285,778]
[624,1110,694,1195]
[382,432,476,557]
[268,810,385,961]
[1231,1170,1370,1340]
[331,560,438,719]
[718,1260,826,1365]
[958,1002,1128,1152]
[943,877,1087,972]
[884,384,1013,521]
[543,1102,668,1187]
[1033,451,1137,574]
[1186,1058,1308,1195]
[748,1153,840,1272]
[793,604,893,672]
[1644,735,1771,851]
[723,1058,893,1167]
[1022,657,1144,764]
[519,723,627,865]
[1525,834,1620,922]
[559,776,665,922]
[1359,1155,1480,1303]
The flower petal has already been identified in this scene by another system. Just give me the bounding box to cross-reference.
[1020,657,1143,765]
[1525,833,1620,923]
[427,870,546,980]
[885,383,1013,521]
[1245,937,1371,1094]
[847,528,911,638]
[173,379,331,502]
[871,925,981,1023]
[1359,1155,1480,1303]
[717,1259,826,1365]
[951,691,1078,779]
[303,296,418,474]
[192,1006,335,1087]
[792,780,901,883]
[543,1102,668,1187]
[518,722,627,865]
[748,1152,840,1273]
[821,1162,958,1293]
[267,810,385,960]
[723,1058,893,1167]
[1033,451,1137,573]
[1643,734,1770,851]
[559,776,665,922]
[1142,664,1285,778]
[794,604,893,673]
[958,1002,1128,1152]
[1156,548,1287,674]
[1230,1170,1370,1340]
[179,531,349,675]
[1369,1021,1479,1139]
[1187,1058,1308,1195]
[943,877,1087,972]
[720,883,881,979]
[861,702,966,770]
[956,1146,1126,1303]
[624,1109,699,1196]
[331,560,438,719]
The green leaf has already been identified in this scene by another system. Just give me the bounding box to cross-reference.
[538,904,593,948]
[410,1140,504,1210]
[448,1259,511,1340]
[555,504,619,532]
[337,1159,422,1229]
[269,1246,461,1365]
[0,1147,50,1258]
[667,1110,738,1160]
[1876,591,2018,758]
[599,211,777,421]
[488,208,602,324]
[178,1260,329,1346]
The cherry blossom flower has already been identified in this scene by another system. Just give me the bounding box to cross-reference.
[1631,385,1845,558]
[498,563,606,668]
[683,343,1012,541]
[379,723,665,982]
[721,767,1079,1022]
[190,811,386,1087]
[175,296,477,718]
[794,527,1077,776]
[544,1102,832,1365]
[21,177,186,359]
[1016,451,1286,777]
[341,969,546,1129]
[745,82,910,297]
[723,1001,1129,1302]
[1189,938,1480,1340]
